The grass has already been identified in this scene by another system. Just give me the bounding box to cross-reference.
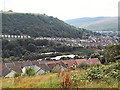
[2,69,119,88]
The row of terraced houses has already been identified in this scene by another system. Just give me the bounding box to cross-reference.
[0,58,101,78]
[0,35,31,39]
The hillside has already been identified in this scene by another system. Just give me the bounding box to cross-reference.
[65,17,118,31]
[2,12,99,38]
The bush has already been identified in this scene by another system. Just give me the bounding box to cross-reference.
[84,66,104,80]
[90,53,100,58]
[76,63,90,69]
[60,57,72,60]
[41,72,50,75]
[51,69,59,73]
[104,45,120,64]
[91,63,102,68]
[83,62,120,81]
[24,67,36,76]
[14,72,21,77]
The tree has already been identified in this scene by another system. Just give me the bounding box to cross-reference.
[24,67,36,76]
[8,10,13,12]
[76,63,90,70]
[27,43,36,52]
[104,45,120,64]
[60,57,72,60]
[14,72,21,77]
[90,53,100,58]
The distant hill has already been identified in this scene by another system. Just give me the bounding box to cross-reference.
[2,12,99,38]
[65,17,118,31]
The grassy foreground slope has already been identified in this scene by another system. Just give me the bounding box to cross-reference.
[2,62,119,88]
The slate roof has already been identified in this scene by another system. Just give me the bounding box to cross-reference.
[47,60,68,70]
[47,61,61,64]
[47,63,56,70]
[39,61,48,64]
[61,60,76,67]
[10,66,22,73]
[59,62,68,68]
[2,62,22,76]
[37,64,51,71]
[13,61,24,68]
[2,62,11,77]
[23,60,32,66]
[31,60,39,66]
[2,67,11,77]
[75,59,86,65]
[5,62,15,68]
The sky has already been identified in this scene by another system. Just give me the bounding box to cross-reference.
[0,0,119,20]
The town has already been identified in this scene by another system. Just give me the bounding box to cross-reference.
[36,36,119,48]
[1,34,120,48]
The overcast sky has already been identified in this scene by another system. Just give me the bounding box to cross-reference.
[0,0,119,20]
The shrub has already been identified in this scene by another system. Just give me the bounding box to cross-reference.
[60,57,72,60]
[83,62,120,81]
[104,45,120,64]
[91,63,102,68]
[90,53,100,58]
[13,72,21,77]
[24,67,36,76]
[41,72,50,75]
[84,66,104,80]
[51,69,59,73]
[76,63,90,69]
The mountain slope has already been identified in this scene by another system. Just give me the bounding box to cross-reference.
[65,17,118,31]
[2,12,99,38]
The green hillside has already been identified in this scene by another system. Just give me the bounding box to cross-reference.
[65,17,118,31]
[2,12,99,38]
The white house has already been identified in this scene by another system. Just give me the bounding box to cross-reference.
[22,65,46,75]
[5,70,16,78]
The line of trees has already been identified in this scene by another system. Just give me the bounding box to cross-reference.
[2,39,92,62]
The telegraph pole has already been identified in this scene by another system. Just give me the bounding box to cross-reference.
[4,0,5,11]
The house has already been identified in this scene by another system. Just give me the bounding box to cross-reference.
[74,58,101,65]
[75,59,86,65]
[47,61,67,72]
[60,58,101,68]
[21,65,46,75]
[37,64,50,74]
[13,61,24,68]
[47,61,61,64]
[2,62,23,77]
[5,62,15,68]
[52,62,67,72]
[21,60,50,75]
[1,58,101,77]
[5,70,16,78]
[85,58,101,65]
[61,60,76,68]
[2,66,11,77]
[2,62,14,77]
[23,60,32,66]
[22,65,39,74]
[31,60,40,66]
